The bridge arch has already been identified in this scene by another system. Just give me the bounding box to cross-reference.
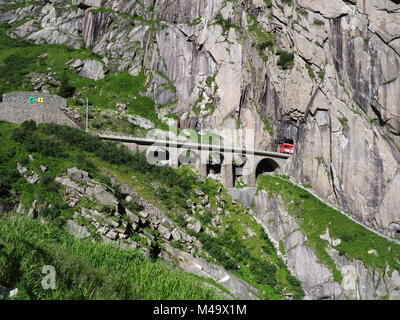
[255,158,280,179]
[233,154,247,178]
[207,152,224,175]
[146,146,170,165]
[178,149,199,167]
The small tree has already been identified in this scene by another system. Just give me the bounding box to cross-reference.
[58,72,75,98]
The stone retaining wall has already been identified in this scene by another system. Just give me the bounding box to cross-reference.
[0,92,80,128]
[3,92,67,107]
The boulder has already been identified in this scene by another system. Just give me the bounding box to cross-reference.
[158,224,171,240]
[172,228,182,241]
[119,238,140,250]
[127,115,155,130]
[188,220,202,233]
[79,59,106,80]
[66,58,84,69]
[66,220,91,239]
[104,216,119,228]
[195,189,205,196]
[55,176,85,194]
[26,173,40,184]
[67,167,89,181]
[16,203,25,214]
[16,163,27,174]
[116,103,128,113]
[201,196,209,206]
[74,0,102,9]
[85,186,95,196]
[138,210,149,218]
[93,185,118,206]
[126,209,140,224]
[105,230,118,240]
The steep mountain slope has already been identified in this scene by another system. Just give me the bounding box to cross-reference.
[254,175,400,299]
[0,120,304,299]
[1,0,400,300]
[1,120,400,300]
[1,0,399,238]
[0,214,221,300]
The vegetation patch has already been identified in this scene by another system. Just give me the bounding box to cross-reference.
[257,175,400,283]
[0,214,220,299]
[0,121,304,299]
[248,17,276,61]
[276,50,295,70]
[0,23,167,130]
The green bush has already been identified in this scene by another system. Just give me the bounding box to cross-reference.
[0,53,35,97]
[12,121,64,157]
[57,72,75,98]
[276,50,295,70]
[249,259,277,286]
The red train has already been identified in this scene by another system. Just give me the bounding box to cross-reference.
[277,139,294,154]
[279,143,294,154]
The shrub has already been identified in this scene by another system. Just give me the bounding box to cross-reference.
[58,72,75,98]
[249,259,278,286]
[12,121,64,157]
[276,50,295,70]
[0,53,35,96]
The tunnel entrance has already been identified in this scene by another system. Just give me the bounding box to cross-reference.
[255,158,280,178]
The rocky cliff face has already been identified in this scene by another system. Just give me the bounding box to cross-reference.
[1,0,400,237]
[252,188,400,300]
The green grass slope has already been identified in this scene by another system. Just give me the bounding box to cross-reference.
[0,22,167,133]
[258,175,400,283]
[0,214,220,300]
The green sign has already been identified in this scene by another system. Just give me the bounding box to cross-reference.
[28,97,44,102]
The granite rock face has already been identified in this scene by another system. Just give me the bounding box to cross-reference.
[251,189,400,300]
[1,0,400,236]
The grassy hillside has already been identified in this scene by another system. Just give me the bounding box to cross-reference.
[0,121,223,299]
[258,175,400,283]
[0,120,304,300]
[0,22,167,133]
[0,214,220,300]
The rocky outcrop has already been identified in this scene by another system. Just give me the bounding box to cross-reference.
[127,115,155,130]
[283,0,400,237]
[25,72,61,93]
[53,167,204,255]
[66,58,107,80]
[47,166,266,299]
[161,244,260,300]
[251,189,400,300]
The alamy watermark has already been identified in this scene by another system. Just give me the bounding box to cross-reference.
[41,265,56,290]
[143,126,258,175]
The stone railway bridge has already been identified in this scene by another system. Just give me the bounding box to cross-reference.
[0,91,290,187]
[97,133,290,188]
